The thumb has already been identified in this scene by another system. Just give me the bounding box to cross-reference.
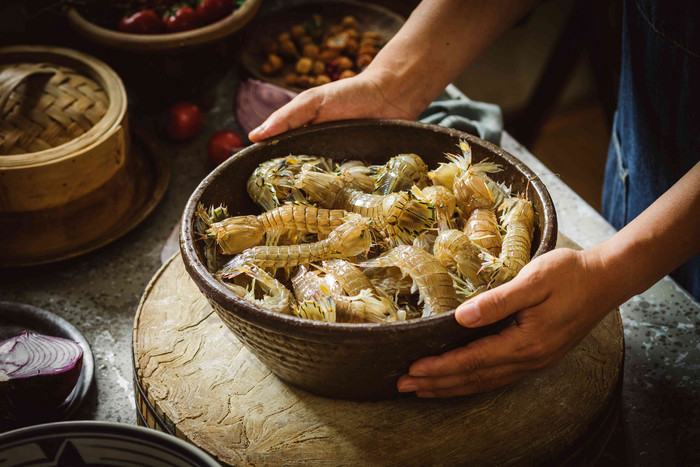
[455,274,543,328]
[248,89,324,142]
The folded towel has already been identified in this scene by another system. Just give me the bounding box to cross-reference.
[419,84,503,145]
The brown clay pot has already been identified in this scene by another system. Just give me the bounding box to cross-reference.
[180,119,557,400]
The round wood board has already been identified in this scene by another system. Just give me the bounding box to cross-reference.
[133,234,623,466]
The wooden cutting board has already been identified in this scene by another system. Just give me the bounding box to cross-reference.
[133,234,623,466]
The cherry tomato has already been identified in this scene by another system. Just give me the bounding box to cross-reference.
[167,102,204,141]
[163,5,200,33]
[197,0,234,24]
[207,130,243,166]
[118,10,162,34]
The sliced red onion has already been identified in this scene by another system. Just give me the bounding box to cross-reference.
[1,331,83,422]
[234,79,297,135]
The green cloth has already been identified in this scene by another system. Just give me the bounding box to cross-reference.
[419,86,503,145]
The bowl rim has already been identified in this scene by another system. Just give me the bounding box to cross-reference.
[0,420,220,465]
[64,0,262,53]
[180,119,557,340]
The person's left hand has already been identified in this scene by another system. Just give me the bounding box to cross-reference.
[396,247,615,397]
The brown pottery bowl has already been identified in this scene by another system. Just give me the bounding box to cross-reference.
[180,120,557,400]
[65,0,261,53]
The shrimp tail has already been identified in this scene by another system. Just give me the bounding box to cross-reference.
[295,295,337,322]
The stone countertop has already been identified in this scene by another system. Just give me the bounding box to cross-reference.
[1,69,698,465]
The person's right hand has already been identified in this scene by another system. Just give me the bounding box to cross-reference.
[247,0,545,143]
[248,74,417,142]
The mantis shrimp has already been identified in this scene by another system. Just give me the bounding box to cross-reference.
[373,153,429,195]
[336,161,377,193]
[418,185,458,231]
[295,295,337,322]
[433,229,486,288]
[203,145,540,325]
[464,208,502,255]
[429,156,461,191]
[246,155,333,211]
[450,142,503,216]
[363,266,415,299]
[485,177,512,211]
[196,203,352,255]
[428,141,503,216]
[483,197,535,286]
[321,259,381,297]
[218,264,294,316]
[322,259,401,319]
[219,216,372,277]
[295,168,435,245]
[362,245,461,317]
[195,204,232,271]
[291,266,395,323]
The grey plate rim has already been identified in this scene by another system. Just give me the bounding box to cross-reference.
[0,420,220,466]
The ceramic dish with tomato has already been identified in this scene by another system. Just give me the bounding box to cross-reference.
[74,0,243,34]
[65,0,262,53]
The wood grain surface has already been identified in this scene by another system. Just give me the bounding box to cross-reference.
[133,235,623,466]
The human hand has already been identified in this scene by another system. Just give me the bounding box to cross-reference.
[397,248,614,397]
[248,74,418,142]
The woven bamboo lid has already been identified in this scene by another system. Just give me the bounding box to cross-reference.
[0,62,109,155]
[0,46,167,267]
[0,46,126,169]
[0,46,128,215]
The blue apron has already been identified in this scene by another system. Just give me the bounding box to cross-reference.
[602,0,700,300]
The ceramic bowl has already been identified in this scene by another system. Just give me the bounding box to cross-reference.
[0,421,219,466]
[180,119,557,400]
[65,0,261,53]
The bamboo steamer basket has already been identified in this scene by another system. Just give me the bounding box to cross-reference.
[64,0,262,53]
[0,45,131,267]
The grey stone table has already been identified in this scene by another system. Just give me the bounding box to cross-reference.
[0,70,698,466]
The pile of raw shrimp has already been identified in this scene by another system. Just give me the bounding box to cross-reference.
[196,141,536,324]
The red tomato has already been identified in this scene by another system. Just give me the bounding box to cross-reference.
[118,10,162,34]
[167,102,204,141]
[163,5,200,33]
[197,0,234,24]
[207,130,243,166]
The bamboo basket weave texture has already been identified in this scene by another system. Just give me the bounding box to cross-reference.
[0,62,108,155]
[0,45,137,266]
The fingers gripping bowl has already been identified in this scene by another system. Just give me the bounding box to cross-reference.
[180,120,557,400]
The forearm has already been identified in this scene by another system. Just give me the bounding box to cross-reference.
[363,0,538,117]
[587,162,700,308]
